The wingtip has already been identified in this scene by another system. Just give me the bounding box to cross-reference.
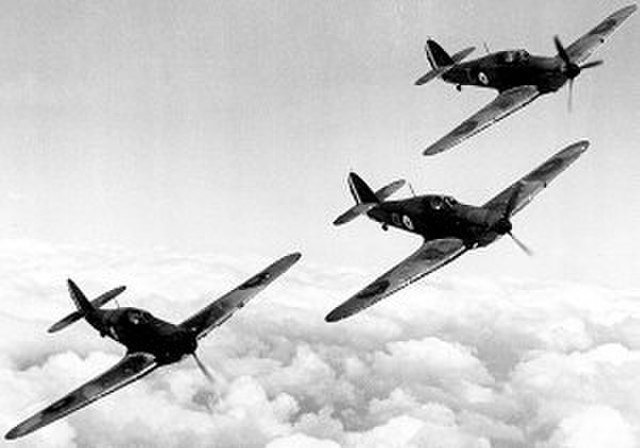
[422,146,442,156]
[324,305,352,323]
[566,139,590,155]
[324,310,342,323]
[280,252,302,267]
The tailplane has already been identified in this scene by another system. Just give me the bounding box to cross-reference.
[334,173,405,226]
[415,39,475,86]
[48,282,125,333]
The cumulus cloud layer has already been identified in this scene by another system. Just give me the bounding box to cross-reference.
[0,239,639,448]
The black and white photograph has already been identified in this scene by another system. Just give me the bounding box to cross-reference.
[1,1,639,447]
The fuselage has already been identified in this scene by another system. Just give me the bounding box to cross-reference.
[367,194,507,248]
[91,307,197,365]
[442,50,568,93]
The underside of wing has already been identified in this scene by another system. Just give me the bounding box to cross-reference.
[6,352,157,440]
[483,140,589,217]
[423,85,540,156]
[325,238,466,322]
[180,252,301,339]
[565,5,637,65]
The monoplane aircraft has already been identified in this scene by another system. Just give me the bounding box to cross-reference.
[416,5,636,156]
[325,141,587,322]
[5,252,301,439]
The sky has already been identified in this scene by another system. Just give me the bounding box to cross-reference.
[0,0,637,286]
[0,1,639,447]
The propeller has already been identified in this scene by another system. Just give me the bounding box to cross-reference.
[408,182,417,197]
[192,352,215,384]
[494,184,534,257]
[554,36,604,112]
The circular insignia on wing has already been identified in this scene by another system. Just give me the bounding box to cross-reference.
[402,215,414,230]
[420,246,447,260]
[356,280,390,299]
[239,272,272,290]
[478,71,489,85]
[526,158,563,179]
[589,19,616,36]
[495,95,515,110]
[451,120,479,137]
[46,395,77,415]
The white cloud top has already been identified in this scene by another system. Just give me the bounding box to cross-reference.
[1,240,638,447]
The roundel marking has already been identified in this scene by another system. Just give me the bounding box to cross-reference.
[478,71,489,85]
[451,119,479,137]
[589,18,617,37]
[239,272,272,290]
[525,157,563,180]
[402,215,414,230]
[495,94,515,110]
[356,280,390,299]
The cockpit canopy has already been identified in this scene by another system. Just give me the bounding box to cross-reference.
[497,49,530,64]
[426,195,457,210]
[127,309,152,325]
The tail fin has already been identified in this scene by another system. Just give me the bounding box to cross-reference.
[48,285,126,333]
[416,40,475,86]
[348,172,378,205]
[334,173,405,226]
[67,279,94,315]
[334,173,378,226]
[425,39,454,69]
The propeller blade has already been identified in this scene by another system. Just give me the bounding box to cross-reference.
[554,35,570,65]
[580,59,603,70]
[192,352,215,384]
[568,78,574,113]
[508,232,534,257]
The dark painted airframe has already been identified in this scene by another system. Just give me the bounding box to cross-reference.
[416,5,636,156]
[326,141,588,322]
[5,253,301,440]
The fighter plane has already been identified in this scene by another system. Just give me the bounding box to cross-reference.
[416,5,636,156]
[5,252,301,439]
[325,141,587,322]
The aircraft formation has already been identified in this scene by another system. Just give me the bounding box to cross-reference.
[5,4,637,441]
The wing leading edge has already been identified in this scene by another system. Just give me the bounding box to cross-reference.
[180,252,301,339]
[483,140,589,217]
[325,238,466,322]
[5,352,158,440]
[423,85,540,156]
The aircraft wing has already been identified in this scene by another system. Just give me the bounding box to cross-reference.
[325,238,467,322]
[180,252,301,339]
[5,352,158,440]
[483,140,589,217]
[423,85,540,156]
[565,5,637,65]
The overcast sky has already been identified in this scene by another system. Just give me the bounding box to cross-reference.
[0,1,639,447]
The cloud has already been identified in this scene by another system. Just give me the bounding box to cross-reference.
[0,239,639,447]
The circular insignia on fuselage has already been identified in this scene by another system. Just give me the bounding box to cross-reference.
[356,280,390,299]
[402,215,414,230]
[239,272,272,290]
[478,71,489,85]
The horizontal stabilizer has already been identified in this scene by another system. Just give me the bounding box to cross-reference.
[375,179,406,201]
[333,203,377,226]
[48,285,126,333]
[415,43,475,86]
